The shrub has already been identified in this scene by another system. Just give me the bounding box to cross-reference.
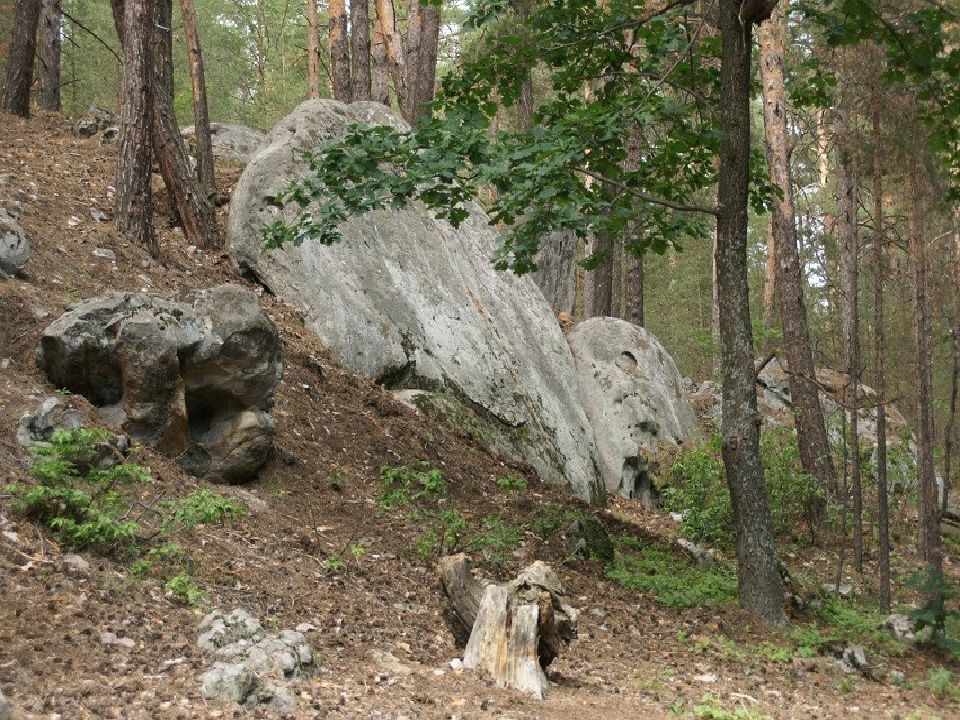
[607,541,737,607]
[496,474,527,491]
[166,571,208,605]
[467,515,524,565]
[162,489,245,532]
[6,428,149,554]
[378,462,444,509]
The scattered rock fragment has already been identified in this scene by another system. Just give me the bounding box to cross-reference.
[822,582,854,600]
[16,396,83,447]
[0,207,30,277]
[676,538,715,569]
[197,609,312,712]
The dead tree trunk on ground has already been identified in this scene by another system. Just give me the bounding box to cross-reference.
[439,554,578,699]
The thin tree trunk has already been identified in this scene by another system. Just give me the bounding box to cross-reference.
[943,216,960,515]
[179,0,216,201]
[762,220,777,353]
[1,0,41,117]
[625,250,643,326]
[872,109,890,613]
[36,0,61,112]
[116,0,156,256]
[350,0,372,100]
[305,0,321,98]
[330,0,351,101]
[586,233,613,317]
[758,4,837,522]
[371,11,389,104]
[150,0,216,248]
[717,0,784,625]
[910,176,940,572]
[412,0,440,120]
[374,0,406,112]
[610,240,622,318]
[837,140,862,571]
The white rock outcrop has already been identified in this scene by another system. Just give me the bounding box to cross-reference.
[227,99,603,502]
[568,318,700,503]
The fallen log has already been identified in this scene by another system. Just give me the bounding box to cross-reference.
[439,554,578,699]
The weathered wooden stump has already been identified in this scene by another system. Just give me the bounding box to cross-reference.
[438,554,578,699]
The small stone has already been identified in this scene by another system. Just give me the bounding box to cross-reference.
[67,216,81,227]
[100,632,119,645]
[63,554,91,573]
[888,669,906,686]
[0,689,9,720]
[92,248,116,261]
[449,658,463,670]
[73,118,98,138]
[100,127,119,145]
[89,208,109,223]
[883,613,916,641]
[822,582,854,599]
[677,538,715,569]
[117,637,136,649]
[693,673,718,683]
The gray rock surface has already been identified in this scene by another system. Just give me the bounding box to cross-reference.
[35,284,282,483]
[182,123,267,166]
[568,318,700,502]
[0,689,9,720]
[16,396,83,447]
[198,608,312,712]
[0,208,30,277]
[227,99,602,502]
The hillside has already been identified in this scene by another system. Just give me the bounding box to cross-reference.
[0,113,957,720]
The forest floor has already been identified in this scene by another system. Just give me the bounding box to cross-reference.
[0,113,958,720]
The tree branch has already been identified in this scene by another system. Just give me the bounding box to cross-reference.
[576,167,718,215]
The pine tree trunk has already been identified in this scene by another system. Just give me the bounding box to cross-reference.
[758,5,837,520]
[716,0,784,625]
[36,0,61,111]
[150,0,216,248]
[610,240,622,318]
[351,0,371,100]
[762,221,777,352]
[330,0,352,101]
[180,0,216,201]
[371,12,389,105]
[1,0,41,117]
[586,233,613,317]
[837,142,862,571]
[116,0,157,256]
[625,250,643,326]
[412,1,439,120]
[305,0,322,99]
[910,177,941,571]
[374,0,405,110]
[872,109,890,613]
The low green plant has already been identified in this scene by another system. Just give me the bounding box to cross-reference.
[149,541,185,562]
[6,428,149,554]
[413,508,469,560]
[756,643,792,663]
[163,489,245,532]
[330,472,343,491]
[322,554,344,571]
[928,667,960,700]
[607,542,737,608]
[350,540,368,560]
[496,474,527,492]
[693,695,769,720]
[378,463,445,509]
[527,502,584,537]
[166,571,208,605]
[908,568,960,656]
[129,558,152,577]
[468,515,523,565]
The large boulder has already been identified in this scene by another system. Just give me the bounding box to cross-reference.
[227,99,602,502]
[36,284,282,483]
[0,208,30,277]
[182,123,267,166]
[568,318,700,503]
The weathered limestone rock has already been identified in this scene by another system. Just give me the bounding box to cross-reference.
[16,396,83,447]
[529,229,577,315]
[182,123,267,166]
[227,99,602,502]
[0,208,30,277]
[197,609,311,712]
[35,284,282,483]
[568,318,700,503]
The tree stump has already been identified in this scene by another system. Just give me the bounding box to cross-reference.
[438,555,578,699]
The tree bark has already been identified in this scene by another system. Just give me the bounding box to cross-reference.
[371,11,389,105]
[36,0,61,112]
[1,0,41,117]
[116,0,156,256]
[330,0,352,101]
[179,0,217,201]
[374,0,406,108]
[762,221,777,353]
[759,5,837,521]
[716,0,784,625]
[150,0,216,248]
[305,0,322,98]
[586,233,613,317]
[625,250,644,326]
[910,177,940,571]
[350,0,372,101]
[837,140,862,571]
[872,109,890,613]
[411,0,440,120]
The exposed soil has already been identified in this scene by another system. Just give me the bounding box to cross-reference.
[1,112,957,720]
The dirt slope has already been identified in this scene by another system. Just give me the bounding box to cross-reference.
[0,113,956,720]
